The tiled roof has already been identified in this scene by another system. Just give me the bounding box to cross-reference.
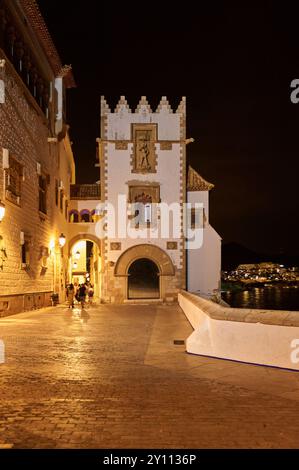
[19,0,75,87]
[187,166,214,191]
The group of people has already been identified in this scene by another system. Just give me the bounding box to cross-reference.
[66,282,94,309]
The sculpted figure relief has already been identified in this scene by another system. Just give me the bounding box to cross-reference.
[132,124,157,173]
[138,132,151,170]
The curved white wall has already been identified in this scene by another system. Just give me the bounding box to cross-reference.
[179,292,299,371]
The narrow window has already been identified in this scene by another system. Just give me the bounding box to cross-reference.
[21,234,31,269]
[38,175,47,214]
[60,190,63,212]
[5,156,23,205]
[65,199,68,220]
[55,179,58,206]
[145,203,151,225]
[190,207,204,229]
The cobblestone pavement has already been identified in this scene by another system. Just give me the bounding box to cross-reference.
[1,303,299,448]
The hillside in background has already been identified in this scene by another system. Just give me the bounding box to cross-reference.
[222,242,299,271]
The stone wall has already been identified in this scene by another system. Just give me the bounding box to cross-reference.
[0,52,74,315]
[0,291,53,317]
[102,264,183,304]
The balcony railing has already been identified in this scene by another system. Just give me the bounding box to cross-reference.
[70,184,101,200]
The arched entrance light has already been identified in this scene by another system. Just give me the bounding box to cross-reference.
[75,250,81,260]
[73,261,78,269]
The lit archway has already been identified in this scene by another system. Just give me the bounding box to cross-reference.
[68,234,101,256]
[114,244,175,301]
[114,244,174,277]
[68,234,102,299]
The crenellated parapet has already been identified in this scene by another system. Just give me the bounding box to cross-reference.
[114,95,131,114]
[156,96,173,114]
[101,95,186,116]
[100,95,111,115]
[176,96,186,115]
[135,96,152,114]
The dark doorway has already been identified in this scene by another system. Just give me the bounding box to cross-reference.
[128,258,160,299]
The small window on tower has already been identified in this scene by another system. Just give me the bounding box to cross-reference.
[190,207,205,229]
[134,206,140,229]
[145,203,152,226]
[130,191,154,229]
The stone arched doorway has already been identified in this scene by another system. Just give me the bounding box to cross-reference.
[128,258,160,299]
[114,244,175,301]
[68,234,101,257]
[68,234,102,299]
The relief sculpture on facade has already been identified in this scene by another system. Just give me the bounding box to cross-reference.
[132,124,157,173]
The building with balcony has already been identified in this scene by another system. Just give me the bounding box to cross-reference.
[66,96,221,303]
[0,1,221,313]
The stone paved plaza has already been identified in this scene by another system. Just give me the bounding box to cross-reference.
[1,303,299,448]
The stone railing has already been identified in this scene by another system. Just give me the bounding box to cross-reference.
[70,184,100,200]
[179,290,299,370]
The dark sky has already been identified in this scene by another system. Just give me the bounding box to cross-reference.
[38,0,299,255]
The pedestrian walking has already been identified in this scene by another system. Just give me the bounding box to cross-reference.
[66,283,75,308]
[78,283,87,309]
[88,284,94,306]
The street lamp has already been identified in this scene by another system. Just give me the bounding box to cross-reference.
[58,233,66,248]
[0,201,6,222]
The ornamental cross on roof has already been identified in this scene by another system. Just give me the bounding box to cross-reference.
[187,166,214,191]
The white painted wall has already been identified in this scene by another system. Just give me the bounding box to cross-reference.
[187,191,221,296]
[179,292,299,371]
[105,109,183,269]
[107,110,180,141]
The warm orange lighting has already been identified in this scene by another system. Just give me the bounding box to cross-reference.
[58,233,66,248]
[49,238,55,254]
[0,201,5,222]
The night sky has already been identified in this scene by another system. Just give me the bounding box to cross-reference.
[38,1,299,256]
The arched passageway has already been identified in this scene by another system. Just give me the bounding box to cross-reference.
[68,235,102,299]
[128,258,160,299]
